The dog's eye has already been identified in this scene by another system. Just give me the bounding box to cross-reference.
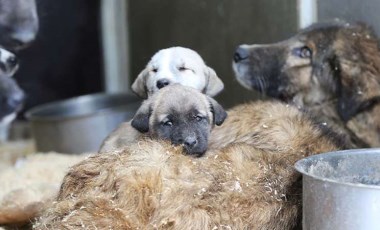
[194,115,204,122]
[162,120,173,127]
[152,68,158,73]
[293,46,312,58]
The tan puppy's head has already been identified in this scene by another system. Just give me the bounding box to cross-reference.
[131,84,227,156]
[131,47,224,98]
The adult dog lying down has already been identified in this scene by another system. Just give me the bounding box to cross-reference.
[233,21,380,148]
[34,101,342,229]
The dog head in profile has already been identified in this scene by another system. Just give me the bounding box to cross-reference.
[233,21,380,122]
[131,84,227,156]
[131,47,224,98]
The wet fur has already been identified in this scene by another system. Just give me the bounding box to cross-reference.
[233,21,380,148]
[34,101,341,229]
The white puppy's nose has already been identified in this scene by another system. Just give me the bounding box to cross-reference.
[156,78,170,89]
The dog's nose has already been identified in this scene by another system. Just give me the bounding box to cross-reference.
[233,46,250,62]
[156,79,170,89]
[184,136,197,149]
[7,55,18,69]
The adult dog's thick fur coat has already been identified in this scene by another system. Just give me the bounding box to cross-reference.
[34,101,341,229]
[233,22,380,148]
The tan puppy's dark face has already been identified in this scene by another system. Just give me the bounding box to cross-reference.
[131,47,224,99]
[233,22,380,122]
[131,84,227,156]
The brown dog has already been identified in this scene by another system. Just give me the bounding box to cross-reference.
[34,100,342,229]
[233,21,380,148]
[100,84,227,156]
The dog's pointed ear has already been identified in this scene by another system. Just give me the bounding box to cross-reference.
[336,24,380,121]
[131,68,149,99]
[203,67,224,97]
[208,97,227,126]
[131,101,151,133]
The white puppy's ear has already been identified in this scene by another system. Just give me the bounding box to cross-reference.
[131,100,151,133]
[131,68,149,99]
[204,67,224,97]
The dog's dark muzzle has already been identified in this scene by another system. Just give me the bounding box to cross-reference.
[172,132,207,157]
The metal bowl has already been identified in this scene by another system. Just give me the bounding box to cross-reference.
[26,93,142,154]
[295,148,380,230]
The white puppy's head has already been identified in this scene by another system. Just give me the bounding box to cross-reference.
[132,47,224,98]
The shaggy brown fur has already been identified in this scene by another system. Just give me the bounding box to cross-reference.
[233,21,380,148]
[34,101,341,229]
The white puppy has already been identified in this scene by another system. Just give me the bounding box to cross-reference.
[131,47,224,98]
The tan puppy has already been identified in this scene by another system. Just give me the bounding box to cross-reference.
[34,101,343,229]
[131,46,224,98]
[100,84,227,156]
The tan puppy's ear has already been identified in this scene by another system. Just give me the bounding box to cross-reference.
[131,100,151,133]
[207,96,227,126]
[131,68,149,99]
[203,67,224,97]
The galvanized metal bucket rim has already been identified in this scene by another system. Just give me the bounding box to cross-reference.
[295,148,380,190]
[25,92,142,122]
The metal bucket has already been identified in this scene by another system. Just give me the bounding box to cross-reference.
[26,93,142,154]
[295,148,380,230]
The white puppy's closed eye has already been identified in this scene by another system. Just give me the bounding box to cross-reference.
[131,47,224,98]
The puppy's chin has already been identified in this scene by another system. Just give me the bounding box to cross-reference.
[184,149,206,157]
[183,145,207,157]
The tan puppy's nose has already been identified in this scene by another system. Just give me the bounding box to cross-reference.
[184,136,197,149]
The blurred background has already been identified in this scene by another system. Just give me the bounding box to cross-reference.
[7,0,380,148]
[15,0,380,112]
